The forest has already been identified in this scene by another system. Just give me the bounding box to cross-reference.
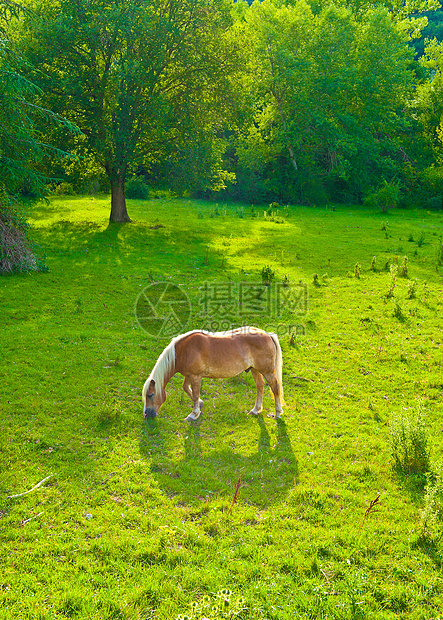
[1,0,443,225]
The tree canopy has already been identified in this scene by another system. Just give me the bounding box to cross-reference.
[2,0,443,219]
[20,0,241,222]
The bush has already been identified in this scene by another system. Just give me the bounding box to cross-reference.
[390,408,430,475]
[125,176,150,199]
[364,180,400,212]
[52,182,76,195]
[0,207,47,274]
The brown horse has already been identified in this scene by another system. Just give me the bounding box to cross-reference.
[142,327,284,422]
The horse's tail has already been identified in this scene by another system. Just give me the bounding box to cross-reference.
[270,332,284,404]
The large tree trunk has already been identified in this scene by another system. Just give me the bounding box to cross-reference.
[108,168,131,223]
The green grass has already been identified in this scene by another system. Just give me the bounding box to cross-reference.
[1,195,443,619]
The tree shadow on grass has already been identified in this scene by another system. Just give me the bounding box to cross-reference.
[139,415,299,508]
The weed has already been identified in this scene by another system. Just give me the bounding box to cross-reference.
[359,494,381,532]
[399,256,409,278]
[177,589,247,620]
[354,262,361,278]
[407,279,417,299]
[385,264,397,299]
[229,477,241,513]
[390,407,430,475]
[261,264,275,285]
[282,274,290,288]
[313,273,320,287]
[408,233,414,242]
[417,231,425,247]
[420,462,443,536]
[370,256,376,272]
[74,297,83,313]
[393,300,406,322]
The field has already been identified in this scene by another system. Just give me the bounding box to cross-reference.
[1,195,443,619]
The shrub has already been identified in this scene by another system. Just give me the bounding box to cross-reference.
[125,176,150,199]
[0,207,47,274]
[364,180,400,212]
[390,408,430,475]
[52,182,76,195]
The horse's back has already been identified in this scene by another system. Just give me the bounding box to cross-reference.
[174,327,276,378]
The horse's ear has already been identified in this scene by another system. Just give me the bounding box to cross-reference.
[149,379,156,392]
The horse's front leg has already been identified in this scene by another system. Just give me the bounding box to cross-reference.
[249,369,264,416]
[184,375,203,422]
[182,377,193,401]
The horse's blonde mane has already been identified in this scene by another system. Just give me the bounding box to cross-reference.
[143,339,176,398]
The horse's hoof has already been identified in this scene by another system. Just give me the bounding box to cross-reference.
[185,413,200,423]
[248,410,258,416]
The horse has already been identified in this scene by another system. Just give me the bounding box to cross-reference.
[142,327,284,422]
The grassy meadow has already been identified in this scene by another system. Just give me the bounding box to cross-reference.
[1,195,443,619]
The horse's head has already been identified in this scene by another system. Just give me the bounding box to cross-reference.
[143,378,166,419]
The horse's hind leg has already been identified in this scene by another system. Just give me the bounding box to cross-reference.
[184,375,203,422]
[263,371,283,418]
[249,369,264,416]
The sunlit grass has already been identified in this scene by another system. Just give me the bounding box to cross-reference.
[1,195,443,618]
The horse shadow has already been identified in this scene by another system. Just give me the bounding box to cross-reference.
[140,415,299,507]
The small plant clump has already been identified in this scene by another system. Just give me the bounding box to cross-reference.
[407,279,417,299]
[420,462,443,537]
[370,256,377,271]
[176,589,247,620]
[390,407,430,476]
[385,264,397,299]
[393,300,406,322]
[0,207,47,274]
[354,262,361,278]
[261,264,275,285]
[399,256,409,278]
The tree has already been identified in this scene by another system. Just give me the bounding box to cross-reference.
[21,0,240,222]
[0,0,75,273]
[232,0,418,203]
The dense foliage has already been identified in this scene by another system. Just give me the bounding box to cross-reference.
[4,0,443,220]
[0,0,75,272]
